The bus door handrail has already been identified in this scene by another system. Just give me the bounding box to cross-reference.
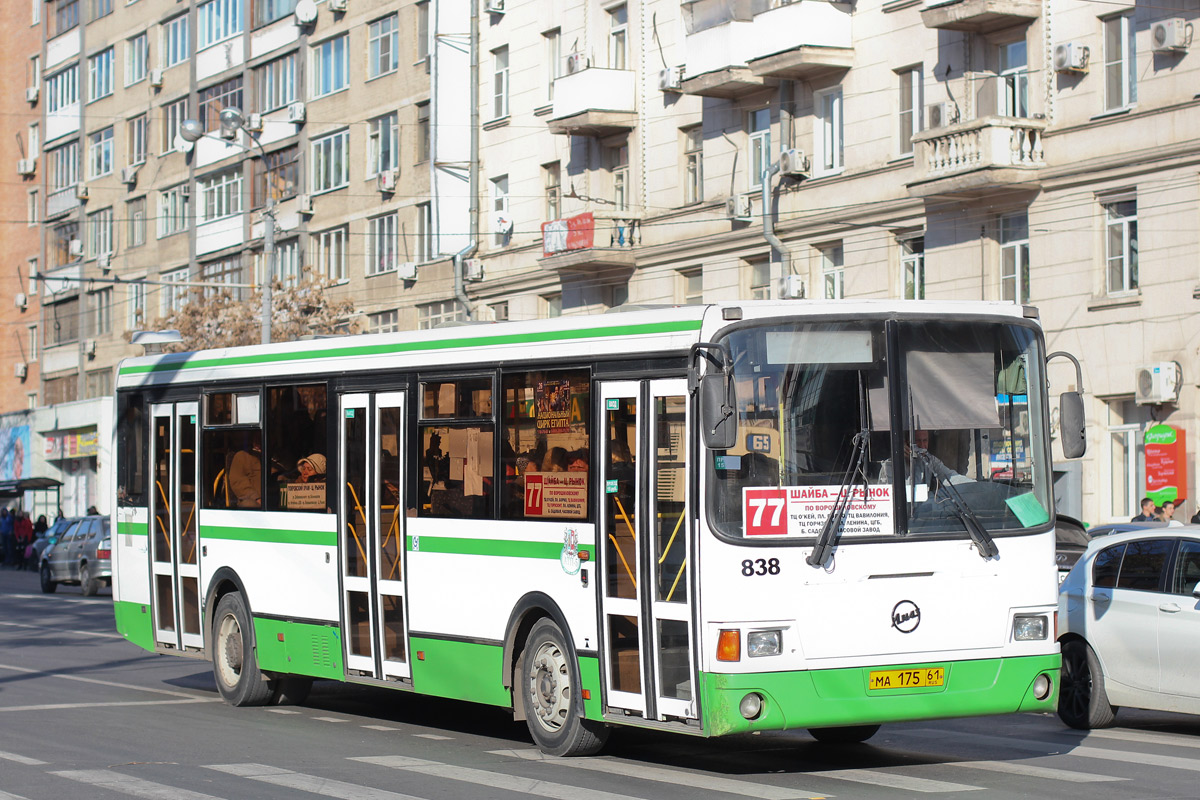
[343,481,370,566]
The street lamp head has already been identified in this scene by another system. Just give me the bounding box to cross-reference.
[219,107,246,140]
[179,118,205,144]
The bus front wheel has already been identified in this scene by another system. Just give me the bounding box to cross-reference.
[520,618,608,757]
[212,592,274,707]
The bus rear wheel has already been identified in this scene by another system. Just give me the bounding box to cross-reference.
[520,618,608,757]
[212,592,274,707]
[808,724,880,744]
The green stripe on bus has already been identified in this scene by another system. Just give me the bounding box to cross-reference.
[117,520,149,537]
[407,534,594,561]
[120,319,704,377]
[113,600,155,653]
[201,526,337,547]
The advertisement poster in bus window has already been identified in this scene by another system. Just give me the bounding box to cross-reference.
[535,380,572,434]
[525,472,587,518]
[743,485,893,537]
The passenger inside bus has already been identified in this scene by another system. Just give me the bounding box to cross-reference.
[228,445,262,509]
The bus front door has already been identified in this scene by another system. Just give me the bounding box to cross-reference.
[149,401,203,651]
[599,379,697,722]
[339,392,410,682]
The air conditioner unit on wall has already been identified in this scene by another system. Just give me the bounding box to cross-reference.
[781,275,805,299]
[926,102,959,129]
[377,169,397,192]
[566,53,588,74]
[15,292,27,310]
[463,258,484,282]
[25,86,39,103]
[1053,42,1089,72]
[397,261,417,281]
[484,0,505,13]
[75,184,89,201]
[121,165,138,184]
[296,194,313,215]
[17,159,35,176]
[14,362,27,380]
[149,69,163,88]
[1136,362,1182,405]
[1151,18,1189,52]
[779,148,810,178]
[658,67,682,92]
[69,239,83,257]
[725,194,752,221]
[287,101,307,123]
[245,113,264,133]
[327,0,347,11]
[84,339,97,357]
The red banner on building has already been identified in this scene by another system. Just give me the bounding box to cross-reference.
[542,212,595,256]
[1145,424,1187,505]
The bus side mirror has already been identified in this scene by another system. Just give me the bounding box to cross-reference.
[700,373,737,450]
[1060,391,1086,459]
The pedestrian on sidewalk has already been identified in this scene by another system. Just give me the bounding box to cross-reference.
[0,508,13,567]
[13,512,33,570]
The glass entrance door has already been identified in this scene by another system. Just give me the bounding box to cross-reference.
[149,401,202,650]
[339,392,410,681]
[598,379,696,721]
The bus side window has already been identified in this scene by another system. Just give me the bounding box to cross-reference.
[418,377,495,519]
[117,391,147,507]
[202,391,264,511]
[265,384,329,512]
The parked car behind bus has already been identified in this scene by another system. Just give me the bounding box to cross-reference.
[40,515,111,596]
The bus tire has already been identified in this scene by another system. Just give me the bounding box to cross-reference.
[270,675,313,706]
[808,724,881,744]
[520,618,608,757]
[212,592,273,707]
[1058,639,1116,729]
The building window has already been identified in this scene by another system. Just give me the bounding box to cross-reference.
[822,243,844,299]
[89,48,114,101]
[87,207,113,258]
[162,97,187,152]
[491,175,509,245]
[50,142,79,191]
[543,293,562,318]
[90,0,111,20]
[198,169,243,223]
[47,67,79,114]
[490,301,509,321]
[415,0,429,62]
[312,35,349,98]
[816,87,844,174]
[749,259,770,300]
[1000,214,1030,303]
[33,0,41,26]
[256,52,297,112]
[28,123,39,162]
[316,225,348,281]
[126,33,148,86]
[161,266,190,315]
[87,127,114,178]
[415,102,430,163]
[52,221,80,268]
[1104,14,1137,111]
[164,15,190,68]
[48,297,80,346]
[262,239,298,287]
[492,46,509,119]
[127,279,146,330]
[127,115,147,165]
[748,108,770,189]
[1104,195,1137,295]
[86,369,112,399]
[543,161,560,220]
[416,202,433,262]
[1107,399,1150,520]
[683,126,703,205]
[89,288,112,335]
[543,28,560,103]
[680,268,703,305]
[200,77,243,133]
[28,190,39,226]
[54,0,79,37]
[609,5,628,69]
[898,66,922,156]
[29,324,38,363]
[368,310,399,334]
[253,0,298,29]
[418,299,464,329]
[900,235,925,300]
[157,183,190,238]
[368,213,398,276]
[605,144,629,213]
[198,0,243,50]
[311,129,349,193]
[368,112,397,176]
[368,14,398,79]
[127,197,146,248]
[999,41,1028,118]
[253,145,298,207]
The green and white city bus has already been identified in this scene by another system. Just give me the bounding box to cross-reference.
[112,300,1083,755]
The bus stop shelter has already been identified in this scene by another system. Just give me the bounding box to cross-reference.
[0,477,63,513]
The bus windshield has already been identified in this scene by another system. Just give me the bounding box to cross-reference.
[707,318,1051,542]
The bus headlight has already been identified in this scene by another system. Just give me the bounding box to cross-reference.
[1013,614,1048,641]
[746,629,782,658]
[739,692,764,720]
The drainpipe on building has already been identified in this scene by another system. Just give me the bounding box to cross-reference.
[761,162,793,292]
[453,241,477,321]
[454,3,480,322]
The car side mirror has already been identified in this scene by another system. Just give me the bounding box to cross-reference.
[1059,391,1086,459]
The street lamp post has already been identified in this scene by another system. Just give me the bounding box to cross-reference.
[179,108,276,345]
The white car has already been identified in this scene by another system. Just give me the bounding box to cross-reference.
[1057,526,1200,728]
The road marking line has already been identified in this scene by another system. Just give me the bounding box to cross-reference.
[363,725,400,731]
[0,750,46,765]
[0,620,122,639]
[52,770,228,800]
[0,662,205,698]
[0,792,33,800]
[804,769,980,793]
[946,759,1126,782]
[0,699,216,712]
[266,708,300,714]
[492,749,828,799]
[413,733,452,740]
[1062,727,1200,751]
[4,593,111,604]
[205,763,424,800]
[355,754,716,800]
[312,716,349,723]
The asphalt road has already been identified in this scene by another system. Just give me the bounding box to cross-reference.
[3,567,1200,800]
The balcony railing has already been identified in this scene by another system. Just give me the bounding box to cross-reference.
[909,116,1046,196]
[548,68,636,137]
[46,186,79,218]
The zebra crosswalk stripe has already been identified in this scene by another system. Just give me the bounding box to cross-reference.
[52,769,229,800]
[205,763,425,800]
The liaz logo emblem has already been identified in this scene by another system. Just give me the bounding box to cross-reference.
[891,600,921,633]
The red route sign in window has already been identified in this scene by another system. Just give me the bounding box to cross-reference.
[525,473,545,516]
[744,488,788,536]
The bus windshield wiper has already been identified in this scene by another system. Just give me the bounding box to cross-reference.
[808,372,872,568]
[910,447,999,559]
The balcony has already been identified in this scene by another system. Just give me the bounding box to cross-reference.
[547,68,636,137]
[907,116,1046,198]
[46,187,80,219]
[538,212,638,278]
[920,0,1040,33]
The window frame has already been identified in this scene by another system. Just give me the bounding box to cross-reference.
[1103,193,1138,296]
[311,34,350,99]
[311,128,350,194]
[367,212,398,276]
[816,86,844,175]
[88,47,114,102]
[492,46,509,120]
[821,242,845,299]
[198,0,244,51]
[367,14,399,79]
[897,65,922,156]
[87,126,114,179]
[1104,13,1137,112]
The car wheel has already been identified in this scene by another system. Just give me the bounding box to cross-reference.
[808,725,881,744]
[39,562,57,594]
[212,592,274,707]
[1058,639,1116,729]
[80,563,99,597]
[520,618,608,756]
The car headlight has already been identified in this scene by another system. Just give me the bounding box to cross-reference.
[746,629,782,658]
[1013,614,1048,641]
